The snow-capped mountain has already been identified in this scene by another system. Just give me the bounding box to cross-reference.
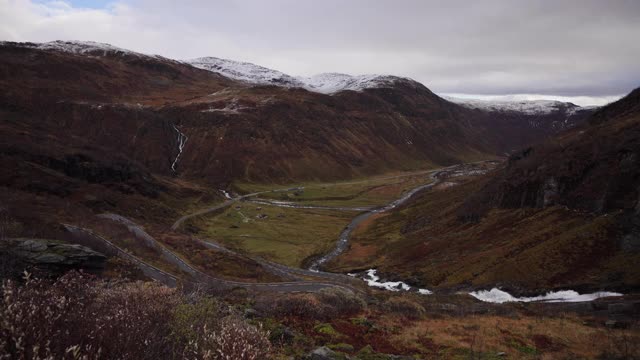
[187,57,412,95]
[444,96,598,115]
[300,73,409,94]
[7,40,156,58]
[7,40,597,113]
[188,57,305,88]
[443,96,598,132]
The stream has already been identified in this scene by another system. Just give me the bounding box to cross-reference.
[308,171,441,271]
[307,161,624,303]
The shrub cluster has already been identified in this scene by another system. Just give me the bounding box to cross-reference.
[0,272,271,359]
[382,296,426,320]
[255,288,366,321]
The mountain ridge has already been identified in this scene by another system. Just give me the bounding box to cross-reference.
[5,40,601,115]
[328,87,640,293]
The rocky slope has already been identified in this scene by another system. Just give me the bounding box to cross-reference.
[461,88,640,217]
[0,238,106,279]
[0,40,598,245]
[329,88,640,293]
[187,56,416,94]
[446,96,595,133]
[1,40,596,185]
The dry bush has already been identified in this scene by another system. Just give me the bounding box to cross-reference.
[0,272,179,359]
[383,296,426,320]
[0,272,100,359]
[188,316,271,360]
[171,295,225,345]
[258,293,330,319]
[255,289,366,321]
[91,281,181,358]
[0,272,272,359]
[316,288,366,317]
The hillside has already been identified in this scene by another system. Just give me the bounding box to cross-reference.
[1,40,637,360]
[328,88,640,293]
[1,41,598,187]
[0,39,601,258]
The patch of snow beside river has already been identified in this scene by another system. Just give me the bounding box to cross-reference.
[470,288,623,304]
[351,269,432,295]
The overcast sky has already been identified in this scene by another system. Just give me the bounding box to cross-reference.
[2,0,639,105]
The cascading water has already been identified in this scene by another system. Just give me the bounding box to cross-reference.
[170,124,188,172]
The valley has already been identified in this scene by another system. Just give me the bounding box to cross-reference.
[0,39,638,359]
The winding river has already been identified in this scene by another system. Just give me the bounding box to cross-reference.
[308,170,442,271]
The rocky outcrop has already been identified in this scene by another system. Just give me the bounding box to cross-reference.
[460,87,640,220]
[1,238,106,272]
[306,347,343,360]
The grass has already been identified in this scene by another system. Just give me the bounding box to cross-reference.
[172,168,442,269]
[326,174,638,290]
[261,289,640,359]
[232,168,437,207]
[187,203,355,267]
[384,313,634,359]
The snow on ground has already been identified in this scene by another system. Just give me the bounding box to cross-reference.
[187,57,410,94]
[363,269,411,291]
[200,99,248,114]
[469,288,623,304]
[443,96,584,115]
[350,271,619,301]
[354,269,432,294]
[10,40,160,59]
[10,41,602,110]
[189,57,305,88]
[300,73,409,94]
[220,190,232,199]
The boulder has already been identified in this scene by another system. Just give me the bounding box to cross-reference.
[308,346,343,360]
[2,238,106,271]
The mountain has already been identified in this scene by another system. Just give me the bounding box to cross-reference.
[187,57,414,94]
[0,40,599,234]
[445,96,596,131]
[461,88,640,217]
[328,88,640,293]
[445,97,594,115]
[185,55,596,159]
[188,56,306,88]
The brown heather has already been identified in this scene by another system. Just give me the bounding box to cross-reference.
[0,272,271,359]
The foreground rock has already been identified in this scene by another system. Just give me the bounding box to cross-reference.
[1,238,106,275]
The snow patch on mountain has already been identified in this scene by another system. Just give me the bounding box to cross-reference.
[444,96,586,115]
[470,288,622,304]
[8,40,162,59]
[300,73,408,94]
[189,57,305,88]
[187,57,410,94]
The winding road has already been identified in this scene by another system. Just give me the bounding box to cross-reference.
[171,187,303,230]
[65,162,491,294]
[65,220,360,294]
[308,170,443,271]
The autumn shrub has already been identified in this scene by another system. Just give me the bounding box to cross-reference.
[0,272,272,359]
[316,288,366,317]
[382,296,426,320]
[0,272,101,359]
[90,280,181,358]
[257,293,331,320]
[254,289,366,321]
[172,296,225,345]
[185,316,272,360]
